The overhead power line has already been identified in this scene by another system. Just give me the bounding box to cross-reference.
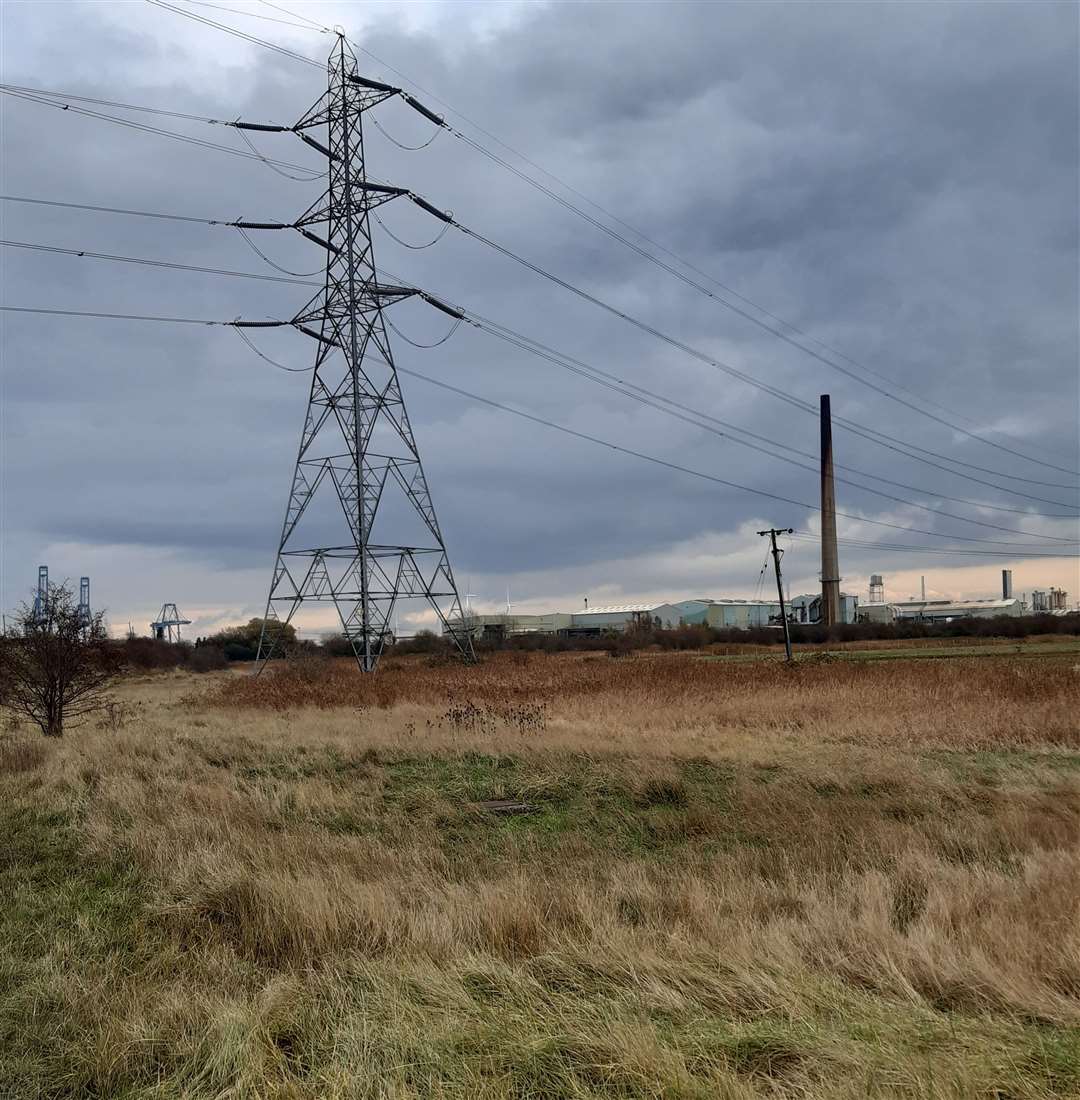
[181,0,317,29]
[175,0,1080,477]
[14,55,1078,482]
[4,300,1074,555]
[0,194,222,224]
[1,239,316,286]
[445,218,1080,492]
[2,224,1075,520]
[145,0,322,66]
[0,304,227,324]
[1,198,1070,509]
[463,311,1080,525]
[389,364,1075,556]
[0,86,323,178]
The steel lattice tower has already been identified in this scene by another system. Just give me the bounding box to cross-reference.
[256,36,474,672]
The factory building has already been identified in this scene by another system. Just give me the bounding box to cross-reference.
[449,611,572,640]
[447,603,684,639]
[566,603,683,635]
[674,598,784,629]
[789,592,859,626]
[862,597,1024,624]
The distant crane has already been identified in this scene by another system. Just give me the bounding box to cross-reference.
[150,603,191,643]
[30,565,92,626]
[32,565,48,622]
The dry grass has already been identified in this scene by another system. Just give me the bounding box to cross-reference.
[2,649,1080,1098]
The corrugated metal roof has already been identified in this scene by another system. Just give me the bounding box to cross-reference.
[892,598,1019,611]
[575,604,660,615]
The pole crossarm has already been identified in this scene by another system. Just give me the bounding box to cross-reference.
[253,34,474,674]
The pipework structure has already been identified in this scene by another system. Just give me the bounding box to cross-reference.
[237,36,473,673]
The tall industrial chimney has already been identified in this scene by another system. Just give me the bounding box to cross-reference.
[1002,569,1013,600]
[820,394,841,626]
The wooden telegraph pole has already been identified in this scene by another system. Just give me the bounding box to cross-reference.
[758,527,795,662]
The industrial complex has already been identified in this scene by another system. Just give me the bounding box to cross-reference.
[445,589,861,640]
[443,568,1071,640]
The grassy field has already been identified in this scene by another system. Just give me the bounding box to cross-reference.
[698,638,1080,662]
[2,646,1080,1098]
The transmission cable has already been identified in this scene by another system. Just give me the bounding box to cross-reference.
[0,87,321,176]
[372,210,451,250]
[145,0,323,67]
[464,311,1078,518]
[235,126,326,181]
[0,83,226,123]
[235,225,323,276]
[450,132,1080,478]
[385,363,1074,554]
[462,313,1080,531]
[0,194,222,224]
[456,317,1077,541]
[2,300,1073,554]
[384,313,464,349]
[14,66,1075,479]
[177,0,316,29]
[353,338,1075,552]
[232,325,313,371]
[0,304,227,324]
[751,549,771,603]
[150,0,1079,475]
[3,228,1074,521]
[448,218,1079,491]
[259,0,329,31]
[370,113,442,151]
[0,239,317,287]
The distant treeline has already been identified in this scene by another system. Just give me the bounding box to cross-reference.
[114,612,1078,669]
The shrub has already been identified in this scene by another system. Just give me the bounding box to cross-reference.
[190,647,229,673]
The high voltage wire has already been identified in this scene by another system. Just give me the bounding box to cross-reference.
[2,225,1076,522]
[4,71,1077,545]
[1,239,315,286]
[464,312,1080,525]
[146,0,323,67]
[6,192,1071,507]
[180,0,316,29]
[387,365,1074,556]
[2,302,1075,556]
[168,0,1080,478]
[4,75,1077,488]
[0,87,322,177]
[783,533,1062,559]
[0,201,1072,511]
[0,195,222,224]
[450,129,1080,479]
[447,220,1079,492]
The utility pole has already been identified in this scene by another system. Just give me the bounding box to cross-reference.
[820,394,842,627]
[758,527,795,662]
[236,35,474,673]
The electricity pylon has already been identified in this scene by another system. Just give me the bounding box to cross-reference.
[252,35,473,672]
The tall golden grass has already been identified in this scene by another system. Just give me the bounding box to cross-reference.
[3,649,1080,1098]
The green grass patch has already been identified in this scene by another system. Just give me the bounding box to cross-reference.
[0,803,147,1098]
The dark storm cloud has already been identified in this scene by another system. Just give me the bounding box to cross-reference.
[1,0,1076,626]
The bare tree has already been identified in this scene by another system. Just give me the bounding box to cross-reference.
[0,582,121,737]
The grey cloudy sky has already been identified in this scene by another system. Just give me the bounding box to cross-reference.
[1,0,1077,636]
